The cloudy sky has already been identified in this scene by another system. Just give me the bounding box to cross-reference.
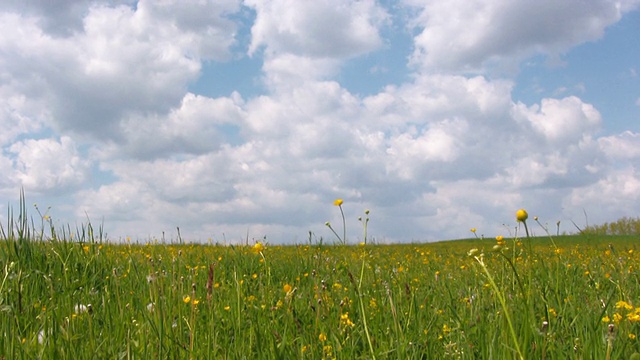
[1,0,639,244]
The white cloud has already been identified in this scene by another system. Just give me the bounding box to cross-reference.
[0,0,134,35]
[1,1,639,243]
[75,181,157,227]
[246,0,387,58]
[0,1,241,140]
[9,137,89,194]
[386,118,468,176]
[512,96,601,143]
[0,89,48,146]
[115,92,246,159]
[599,131,640,160]
[566,168,640,224]
[0,153,17,194]
[83,72,611,242]
[246,0,388,89]
[407,0,639,74]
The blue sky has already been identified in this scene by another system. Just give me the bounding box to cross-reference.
[1,0,639,244]
[513,10,640,135]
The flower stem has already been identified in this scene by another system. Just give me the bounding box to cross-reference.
[474,256,524,360]
[339,205,346,245]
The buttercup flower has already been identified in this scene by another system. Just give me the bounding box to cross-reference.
[253,242,265,253]
[283,283,292,294]
[516,209,528,222]
[333,199,343,206]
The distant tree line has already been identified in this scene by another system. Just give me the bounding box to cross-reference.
[582,216,640,235]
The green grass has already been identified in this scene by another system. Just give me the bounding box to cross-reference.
[1,201,640,358]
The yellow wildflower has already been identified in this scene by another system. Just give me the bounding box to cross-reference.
[333,199,343,206]
[616,301,634,310]
[340,312,355,328]
[516,209,528,222]
[628,309,640,322]
[283,283,292,294]
[253,242,265,253]
[323,345,333,357]
[613,313,623,323]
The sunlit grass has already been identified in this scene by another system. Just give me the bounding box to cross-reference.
[1,198,640,358]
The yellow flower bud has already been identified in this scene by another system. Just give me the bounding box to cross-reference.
[516,209,528,222]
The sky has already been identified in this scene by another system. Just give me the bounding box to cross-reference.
[1,0,639,244]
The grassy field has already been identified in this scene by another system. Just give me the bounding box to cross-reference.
[1,204,640,359]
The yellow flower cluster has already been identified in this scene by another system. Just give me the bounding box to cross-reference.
[340,312,355,328]
[602,301,640,323]
[183,295,200,305]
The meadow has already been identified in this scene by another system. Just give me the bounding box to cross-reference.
[1,200,640,359]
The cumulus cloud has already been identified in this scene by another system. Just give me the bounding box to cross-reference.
[406,0,640,74]
[79,69,617,241]
[566,168,640,224]
[0,89,48,146]
[246,0,387,58]
[9,137,89,194]
[115,92,246,160]
[0,0,134,36]
[246,0,388,88]
[1,1,639,243]
[0,0,241,141]
[512,96,601,143]
[599,131,640,160]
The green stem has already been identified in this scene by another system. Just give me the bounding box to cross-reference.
[327,224,343,244]
[523,220,530,238]
[339,205,346,245]
[475,256,524,360]
[357,253,376,359]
